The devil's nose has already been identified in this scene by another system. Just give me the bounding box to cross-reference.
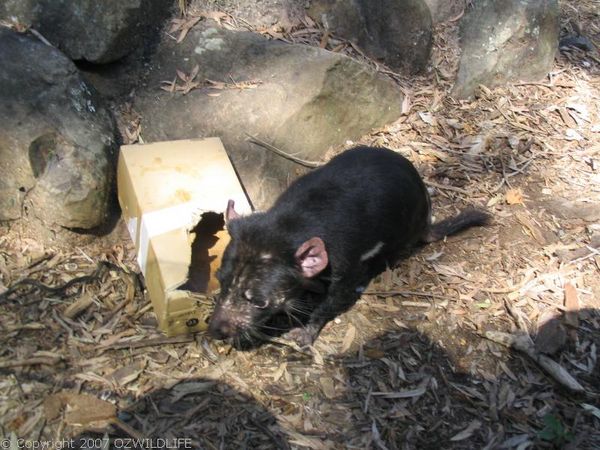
[208,317,236,340]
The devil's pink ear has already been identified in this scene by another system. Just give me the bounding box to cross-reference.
[225,199,241,223]
[295,237,328,278]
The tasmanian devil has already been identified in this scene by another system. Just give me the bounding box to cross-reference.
[209,146,489,347]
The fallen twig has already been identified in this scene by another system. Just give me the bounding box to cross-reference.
[245,133,322,168]
[423,179,470,195]
[247,132,471,195]
[364,290,437,298]
[477,270,536,294]
[102,335,196,351]
[0,355,63,368]
[266,336,312,355]
[29,28,53,47]
[0,260,131,301]
[483,330,585,392]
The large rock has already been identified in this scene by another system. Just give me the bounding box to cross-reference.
[0,0,173,63]
[0,29,117,229]
[308,0,432,74]
[452,0,559,99]
[134,23,403,209]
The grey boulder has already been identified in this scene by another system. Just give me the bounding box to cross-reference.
[452,0,559,99]
[134,24,404,209]
[0,0,172,63]
[308,0,433,74]
[0,29,117,230]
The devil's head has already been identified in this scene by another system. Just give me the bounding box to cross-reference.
[208,200,328,344]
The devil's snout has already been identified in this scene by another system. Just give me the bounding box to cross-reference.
[208,316,237,339]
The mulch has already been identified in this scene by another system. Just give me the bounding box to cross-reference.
[1,1,599,448]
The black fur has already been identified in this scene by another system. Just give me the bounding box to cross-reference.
[209,146,489,346]
[425,208,491,243]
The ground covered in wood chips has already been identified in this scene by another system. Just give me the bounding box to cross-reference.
[1,2,600,449]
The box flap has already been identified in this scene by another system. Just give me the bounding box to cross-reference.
[119,137,251,218]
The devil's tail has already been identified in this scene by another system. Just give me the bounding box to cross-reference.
[424,209,491,243]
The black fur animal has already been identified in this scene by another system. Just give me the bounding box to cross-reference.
[209,146,489,346]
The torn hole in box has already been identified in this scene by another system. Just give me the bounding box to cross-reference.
[181,211,226,294]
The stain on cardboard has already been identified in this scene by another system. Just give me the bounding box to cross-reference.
[174,188,192,203]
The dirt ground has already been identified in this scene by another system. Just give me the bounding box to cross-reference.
[1,1,599,449]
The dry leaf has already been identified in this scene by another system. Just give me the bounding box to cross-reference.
[418,111,436,126]
[190,64,199,80]
[401,95,412,115]
[371,421,390,450]
[160,78,177,93]
[168,15,202,43]
[206,79,226,89]
[171,66,201,94]
[564,282,579,328]
[64,293,94,319]
[311,346,324,365]
[125,276,136,304]
[319,377,336,399]
[176,16,201,43]
[169,18,185,34]
[176,69,187,81]
[487,194,503,207]
[506,188,524,205]
[272,362,288,382]
[484,331,585,392]
[201,10,229,23]
[108,360,146,387]
[433,263,467,279]
[364,347,385,359]
[44,393,116,427]
[371,381,427,399]
[319,31,330,48]
[515,211,545,244]
[507,134,520,149]
[463,133,490,156]
[582,403,600,420]
[341,323,356,353]
[535,310,566,355]
[565,129,583,141]
[558,107,577,128]
[564,282,580,345]
[450,420,482,441]
[171,381,217,402]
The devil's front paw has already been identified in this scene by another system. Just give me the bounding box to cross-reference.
[282,326,318,348]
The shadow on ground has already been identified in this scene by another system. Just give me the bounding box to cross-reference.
[69,306,599,449]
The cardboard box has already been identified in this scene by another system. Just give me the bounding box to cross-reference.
[117,138,252,336]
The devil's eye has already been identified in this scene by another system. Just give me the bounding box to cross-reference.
[243,290,268,308]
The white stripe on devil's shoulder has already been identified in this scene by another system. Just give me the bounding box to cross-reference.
[360,241,384,261]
